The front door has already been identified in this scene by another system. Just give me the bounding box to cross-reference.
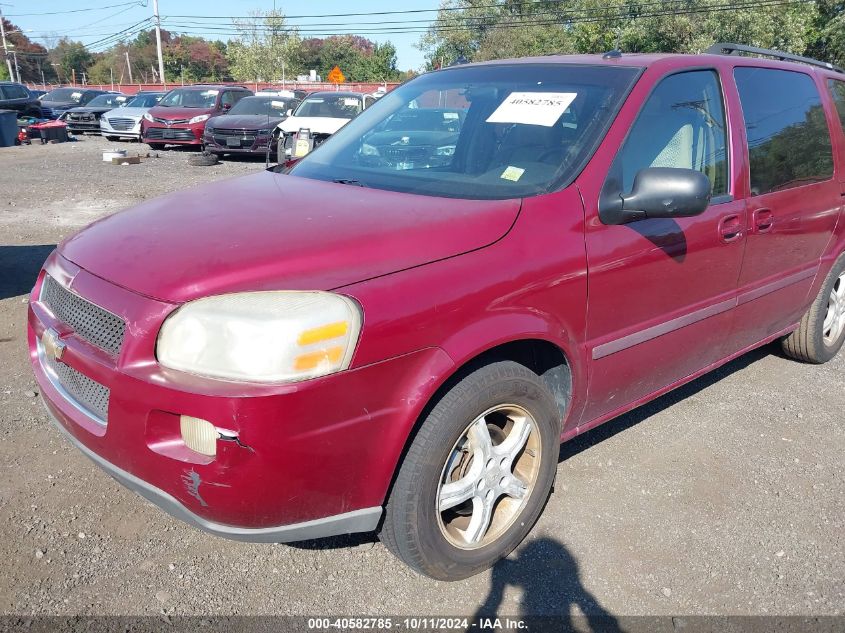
[581,68,746,424]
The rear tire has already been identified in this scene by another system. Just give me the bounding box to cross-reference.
[105,136,119,142]
[380,361,560,581]
[782,254,845,363]
[148,143,165,150]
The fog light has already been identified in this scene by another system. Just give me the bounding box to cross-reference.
[180,416,217,456]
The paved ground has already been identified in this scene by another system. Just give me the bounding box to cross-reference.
[0,136,842,619]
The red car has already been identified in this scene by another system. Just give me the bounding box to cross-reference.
[29,44,845,580]
[141,84,253,149]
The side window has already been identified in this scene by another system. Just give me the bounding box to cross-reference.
[365,96,376,108]
[231,91,247,104]
[220,91,236,108]
[735,68,833,195]
[614,70,729,197]
[4,84,27,99]
[826,79,845,130]
[0,86,7,100]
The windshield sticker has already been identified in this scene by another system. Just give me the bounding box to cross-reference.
[500,166,525,182]
[443,112,459,119]
[486,92,577,127]
[308,98,325,103]
[71,92,82,100]
[343,98,359,106]
[202,90,219,96]
[271,100,286,108]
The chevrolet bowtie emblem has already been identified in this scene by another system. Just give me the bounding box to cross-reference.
[41,328,66,363]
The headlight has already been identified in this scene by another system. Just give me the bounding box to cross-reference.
[256,128,271,136]
[157,291,362,383]
[435,145,455,156]
[189,114,210,124]
[143,112,154,122]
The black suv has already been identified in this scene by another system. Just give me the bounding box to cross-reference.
[0,82,42,118]
[39,88,110,120]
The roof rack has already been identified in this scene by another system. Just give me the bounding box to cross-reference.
[705,42,844,74]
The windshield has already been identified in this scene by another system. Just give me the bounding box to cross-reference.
[43,88,83,103]
[127,93,163,108]
[228,96,292,117]
[159,88,219,108]
[88,94,128,108]
[294,94,362,119]
[290,64,639,199]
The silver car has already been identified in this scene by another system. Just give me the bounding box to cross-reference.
[100,92,165,141]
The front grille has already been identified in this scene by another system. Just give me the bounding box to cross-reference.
[40,107,55,118]
[68,113,95,121]
[213,128,255,135]
[152,116,189,124]
[382,146,432,162]
[107,117,136,131]
[145,127,195,141]
[42,351,110,423]
[40,275,126,356]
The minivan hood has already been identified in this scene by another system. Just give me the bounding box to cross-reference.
[148,105,212,120]
[59,171,521,303]
[278,116,350,135]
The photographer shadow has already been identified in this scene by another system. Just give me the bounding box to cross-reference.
[473,537,622,633]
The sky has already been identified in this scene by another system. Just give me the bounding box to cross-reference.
[5,0,442,71]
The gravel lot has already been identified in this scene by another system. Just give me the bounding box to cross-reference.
[0,135,843,620]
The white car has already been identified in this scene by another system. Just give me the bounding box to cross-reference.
[276,91,377,159]
[100,92,165,141]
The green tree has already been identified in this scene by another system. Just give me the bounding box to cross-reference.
[49,38,92,83]
[420,0,828,66]
[226,9,302,82]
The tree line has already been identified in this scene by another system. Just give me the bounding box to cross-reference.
[420,0,845,68]
[4,2,845,86]
[0,10,409,85]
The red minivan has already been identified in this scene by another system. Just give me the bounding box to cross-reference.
[141,84,253,149]
[28,44,845,580]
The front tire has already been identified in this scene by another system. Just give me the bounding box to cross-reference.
[380,361,560,580]
[783,254,845,363]
[148,143,165,150]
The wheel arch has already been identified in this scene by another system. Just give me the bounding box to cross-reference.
[378,333,576,518]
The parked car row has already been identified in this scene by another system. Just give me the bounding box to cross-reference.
[7,81,387,161]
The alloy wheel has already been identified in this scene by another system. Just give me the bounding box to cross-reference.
[436,404,541,550]
[823,272,845,346]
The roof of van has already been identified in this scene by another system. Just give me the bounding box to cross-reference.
[451,52,843,77]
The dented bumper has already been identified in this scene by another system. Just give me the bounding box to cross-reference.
[28,252,454,539]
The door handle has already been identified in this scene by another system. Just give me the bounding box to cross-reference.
[718,214,743,243]
[753,208,774,233]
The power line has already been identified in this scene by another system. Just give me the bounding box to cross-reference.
[4,1,146,18]
[156,0,814,38]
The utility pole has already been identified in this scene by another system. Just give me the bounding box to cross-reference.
[12,49,20,82]
[0,5,14,82]
[125,50,133,84]
[152,0,166,87]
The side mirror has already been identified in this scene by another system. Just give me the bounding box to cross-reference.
[286,108,293,116]
[222,103,232,111]
[600,167,712,225]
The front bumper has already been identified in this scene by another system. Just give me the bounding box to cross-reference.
[203,131,274,155]
[142,121,204,145]
[100,119,141,139]
[28,252,454,539]
[45,403,381,542]
[65,119,102,134]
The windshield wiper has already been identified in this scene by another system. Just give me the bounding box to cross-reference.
[332,178,366,187]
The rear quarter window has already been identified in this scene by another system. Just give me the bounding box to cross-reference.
[734,67,833,195]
